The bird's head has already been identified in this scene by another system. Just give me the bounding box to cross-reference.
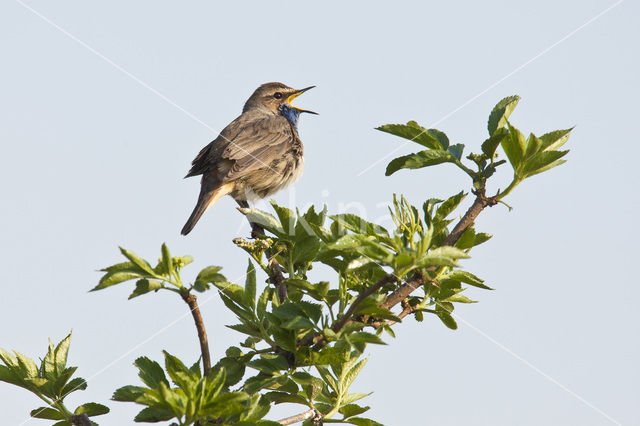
[243,82,317,119]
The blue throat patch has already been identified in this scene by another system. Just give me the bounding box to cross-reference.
[279,104,302,128]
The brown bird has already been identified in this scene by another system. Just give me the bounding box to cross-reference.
[181,82,316,235]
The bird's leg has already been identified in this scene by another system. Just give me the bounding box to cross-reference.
[236,199,264,239]
[236,199,288,302]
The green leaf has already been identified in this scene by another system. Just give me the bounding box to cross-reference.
[51,366,77,396]
[0,365,26,388]
[247,355,289,375]
[342,358,368,390]
[112,385,146,402]
[163,351,194,391]
[524,133,543,160]
[488,95,520,136]
[340,404,370,419]
[348,332,385,345]
[442,293,477,303]
[341,392,372,405]
[119,247,155,275]
[30,407,65,420]
[193,265,226,292]
[14,351,38,378]
[160,243,173,277]
[238,207,285,237]
[481,129,508,159]
[376,122,444,150]
[436,309,458,330]
[264,391,309,405]
[385,150,455,176]
[134,357,168,388]
[52,333,71,374]
[539,128,573,151]
[92,270,143,291]
[128,279,163,299]
[245,261,257,309]
[447,143,464,160]
[446,270,493,290]
[293,236,321,265]
[502,123,526,169]
[425,128,450,150]
[522,150,569,177]
[281,316,316,330]
[60,377,87,397]
[74,402,109,417]
[418,246,469,268]
[215,357,245,387]
[271,200,296,236]
[134,406,175,422]
[346,417,384,426]
[435,191,467,221]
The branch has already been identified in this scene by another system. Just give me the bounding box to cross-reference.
[238,200,288,302]
[298,274,396,349]
[278,408,321,425]
[331,274,396,333]
[381,188,497,311]
[181,292,211,376]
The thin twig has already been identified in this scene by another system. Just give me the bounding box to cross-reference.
[331,274,396,333]
[181,292,211,376]
[278,408,321,425]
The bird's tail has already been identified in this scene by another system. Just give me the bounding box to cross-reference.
[181,182,234,235]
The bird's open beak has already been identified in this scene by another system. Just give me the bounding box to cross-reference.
[287,86,318,115]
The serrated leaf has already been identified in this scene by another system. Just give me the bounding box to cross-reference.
[540,128,573,151]
[488,95,520,135]
[30,407,64,420]
[385,150,455,176]
[436,310,458,330]
[14,351,38,378]
[128,279,163,299]
[340,404,371,419]
[60,377,87,397]
[348,332,385,345]
[134,406,175,422]
[74,402,109,417]
[264,391,309,405]
[112,385,146,402]
[193,265,226,292]
[435,191,466,221]
[134,357,168,388]
[376,122,443,150]
[92,270,143,291]
[238,207,285,237]
[293,236,321,265]
[522,150,569,177]
[119,247,155,275]
[342,358,368,390]
[481,130,507,159]
[447,143,464,160]
[245,261,257,309]
[502,123,526,169]
[446,270,493,290]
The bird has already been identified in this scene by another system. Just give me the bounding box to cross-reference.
[181,82,316,235]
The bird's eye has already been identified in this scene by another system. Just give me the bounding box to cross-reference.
[273,92,283,99]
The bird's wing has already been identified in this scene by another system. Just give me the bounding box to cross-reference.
[186,110,295,181]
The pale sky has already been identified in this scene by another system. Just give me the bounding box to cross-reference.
[1,1,638,425]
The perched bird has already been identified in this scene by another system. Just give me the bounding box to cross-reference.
[181,82,316,235]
